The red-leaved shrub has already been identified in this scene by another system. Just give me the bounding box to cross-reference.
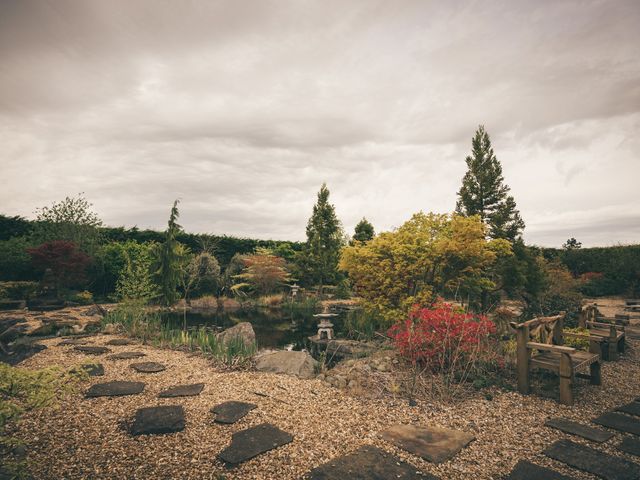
[388,302,496,372]
[27,241,91,290]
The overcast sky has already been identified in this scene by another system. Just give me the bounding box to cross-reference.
[1,0,639,247]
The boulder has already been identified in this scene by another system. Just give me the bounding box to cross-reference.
[216,322,255,347]
[255,350,318,379]
[324,339,378,361]
[102,323,120,334]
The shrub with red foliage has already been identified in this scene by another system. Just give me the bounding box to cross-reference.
[27,241,91,290]
[578,271,604,283]
[387,302,496,372]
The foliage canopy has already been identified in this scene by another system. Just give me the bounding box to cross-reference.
[339,212,511,323]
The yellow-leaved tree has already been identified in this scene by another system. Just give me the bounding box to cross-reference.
[338,212,511,324]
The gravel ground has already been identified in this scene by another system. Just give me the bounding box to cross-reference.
[10,334,640,480]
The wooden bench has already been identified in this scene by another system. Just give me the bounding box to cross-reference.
[578,305,626,361]
[587,320,625,361]
[511,313,601,405]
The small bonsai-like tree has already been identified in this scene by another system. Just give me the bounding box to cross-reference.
[27,241,91,294]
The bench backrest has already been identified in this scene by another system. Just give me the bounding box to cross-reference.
[511,313,566,346]
[578,304,598,328]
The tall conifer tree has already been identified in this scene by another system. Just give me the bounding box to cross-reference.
[153,200,186,305]
[456,125,525,241]
[304,183,344,292]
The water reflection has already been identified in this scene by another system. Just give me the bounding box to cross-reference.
[160,307,352,350]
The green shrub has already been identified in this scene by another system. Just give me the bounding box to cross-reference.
[0,281,39,301]
[69,290,94,305]
[563,327,590,350]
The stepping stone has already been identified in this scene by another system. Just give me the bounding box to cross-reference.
[131,362,166,373]
[158,383,204,397]
[545,417,614,442]
[380,424,474,464]
[80,363,104,376]
[211,401,257,424]
[544,439,640,480]
[594,412,640,436]
[619,437,640,457]
[303,445,435,480]
[506,460,576,480]
[74,345,110,355]
[85,381,145,397]
[218,423,293,465]
[617,402,640,417]
[58,338,90,346]
[107,351,146,360]
[105,338,135,346]
[131,405,185,435]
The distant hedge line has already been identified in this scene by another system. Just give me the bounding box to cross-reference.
[0,214,303,283]
[542,245,640,297]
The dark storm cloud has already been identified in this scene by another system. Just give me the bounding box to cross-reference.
[0,0,639,245]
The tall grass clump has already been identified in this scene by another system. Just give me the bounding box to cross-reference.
[104,301,256,368]
[1,363,83,478]
[102,300,162,344]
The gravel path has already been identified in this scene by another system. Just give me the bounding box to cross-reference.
[11,335,640,480]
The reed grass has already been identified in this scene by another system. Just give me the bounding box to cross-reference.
[102,301,256,367]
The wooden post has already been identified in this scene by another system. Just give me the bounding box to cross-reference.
[590,361,601,385]
[608,326,618,361]
[589,338,602,359]
[553,316,564,346]
[516,326,530,395]
[559,352,573,405]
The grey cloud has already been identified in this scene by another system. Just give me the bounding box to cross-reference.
[0,0,639,246]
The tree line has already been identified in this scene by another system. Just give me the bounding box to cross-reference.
[1,125,638,318]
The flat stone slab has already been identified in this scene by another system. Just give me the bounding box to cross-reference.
[380,424,474,464]
[593,412,640,436]
[107,351,146,360]
[218,423,293,465]
[545,439,640,480]
[617,402,640,417]
[85,381,145,397]
[211,401,257,424]
[506,460,576,480]
[619,437,640,457]
[105,338,135,346]
[58,338,91,346]
[80,363,104,376]
[131,362,166,373]
[158,383,204,397]
[545,417,614,442]
[131,405,185,435]
[74,345,110,355]
[303,445,435,480]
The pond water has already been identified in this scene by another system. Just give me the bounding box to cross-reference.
[161,307,367,350]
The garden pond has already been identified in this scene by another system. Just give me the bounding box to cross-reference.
[161,307,371,351]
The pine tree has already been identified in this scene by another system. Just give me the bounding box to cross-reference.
[352,217,374,243]
[153,200,186,305]
[455,125,525,241]
[304,183,344,293]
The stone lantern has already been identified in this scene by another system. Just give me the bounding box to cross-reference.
[313,313,337,341]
